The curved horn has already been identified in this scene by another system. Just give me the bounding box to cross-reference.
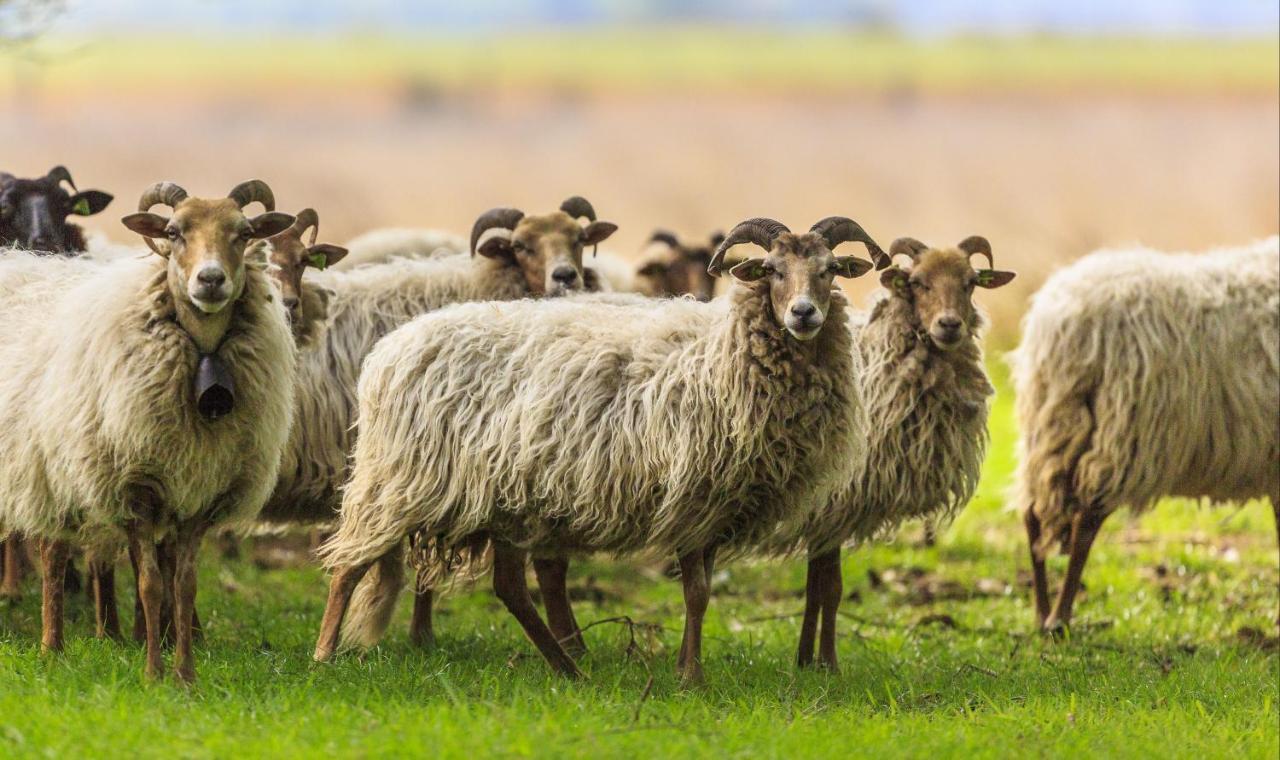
[957,235,994,270]
[648,229,680,249]
[889,237,929,267]
[469,207,525,255]
[559,196,597,223]
[227,179,276,211]
[709,217,790,276]
[290,208,320,247]
[810,216,888,269]
[46,165,76,191]
[136,182,189,253]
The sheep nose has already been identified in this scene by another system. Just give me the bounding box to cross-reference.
[197,268,226,287]
[937,316,962,331]
[790,301,817,319]
[551,266,578,285]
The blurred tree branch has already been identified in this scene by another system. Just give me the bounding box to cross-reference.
[0,0,65,54]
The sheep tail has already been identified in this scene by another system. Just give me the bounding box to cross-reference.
[338,541,406,650]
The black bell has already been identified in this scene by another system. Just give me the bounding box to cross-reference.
[194,354,235,420]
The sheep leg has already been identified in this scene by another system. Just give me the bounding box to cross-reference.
[1,535,24,598]
[1272,495,1279,627]
[172,520,208,684]
[38,538,70,654]
[533,557,586,658]
[127,541,146,643]
[492,541,582,678]
[127,522,165,680]
[91,560,123,641]
[796,554,822,668]
[1023,509,1052,628]
[314,560,375,662]
[1043,510,1106,634]
[675,549,710,686]
[816,549,843,671]
[156,535,179,648]
[409,584,435,649]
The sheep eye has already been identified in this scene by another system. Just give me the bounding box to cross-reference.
[166,228,181,240]
[911,280,928,292]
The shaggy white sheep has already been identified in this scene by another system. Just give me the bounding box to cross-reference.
[1012,235,1279,632]
[0,180,297,682]
[315,216,881,684]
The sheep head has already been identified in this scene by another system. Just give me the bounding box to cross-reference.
[469,195,618,297]
[712,216,879,341]
[879,235,1016,350]
[259,207,348,329]
[0,166,113,253]
[121,180,295,316]
[636,229,723,301]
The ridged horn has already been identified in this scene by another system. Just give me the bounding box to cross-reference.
[290,208,320,247]
[709,217,790,276]
[559,195,597,223]
[227,179,276,211]
[136,182,189,253]
[957,235,994,270]
[469,207,525,256]
[46,165,76,191]
[889,237,929,267]
[810,216,888,269]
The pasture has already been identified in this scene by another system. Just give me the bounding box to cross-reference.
[1,30,1278,758]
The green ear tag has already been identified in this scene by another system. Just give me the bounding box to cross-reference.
[977,270,993,285]
[895,276,907,289]
[307,253,328,270]
[752,265,766,279]
[72,198,92,216]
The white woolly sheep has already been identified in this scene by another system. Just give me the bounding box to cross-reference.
[1012,236,1279,632]
[315,215,882,684]
[0,180,297,682]
[335,227,466,270]
[769,236,1016,669]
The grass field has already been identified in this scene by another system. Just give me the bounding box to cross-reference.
[1,366,1276,758]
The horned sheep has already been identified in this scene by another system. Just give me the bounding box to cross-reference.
[315,215,881,684]
[1013,235,1279,632]
[0,180,297,682]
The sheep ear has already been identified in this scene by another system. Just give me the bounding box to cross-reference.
[476,234,513,260]
[975,269,1016,289]
[879,265,909,293]
[69,190,112,216]
[248,212,295,240]
[581,221,618,247]
[833,255,873,279]
[637,261,667,278]
[307,243,348,270]
[121,212,169,238]
[729,258,769,283]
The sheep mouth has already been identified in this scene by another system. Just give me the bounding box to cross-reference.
[785,317,824,341]
[929,329,964,350]
[190,292,231,314]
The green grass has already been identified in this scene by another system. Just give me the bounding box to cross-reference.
[11,31,1279,95]
[1,365,1277,758]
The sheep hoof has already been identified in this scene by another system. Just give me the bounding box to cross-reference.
[1040,619,1070,639]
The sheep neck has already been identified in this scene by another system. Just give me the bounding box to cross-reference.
[171,280,239,355]
[864,294,991,411]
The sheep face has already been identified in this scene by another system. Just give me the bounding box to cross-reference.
[478,210,618,298]
[260,209,348,326]
[879,245,1015,350]
[637,230,722,301]
[0,167,112,252]
[123,197,294,315]
[730,232,872,341]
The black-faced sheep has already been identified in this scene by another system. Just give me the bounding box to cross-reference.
[0,180,296,682]
[315,216,881,684]
[1013,236,1279,632]
[0,166,113,253]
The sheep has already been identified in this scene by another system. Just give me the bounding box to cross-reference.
[634,229,724,301]
[0,180,297,682]
[0,165,113,253]
[1012,236,1279,633]
[314,215,882,684]
[335,227,466,270]
[763,236,1016,670]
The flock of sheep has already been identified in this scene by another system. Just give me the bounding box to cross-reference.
[0,165,1275,685]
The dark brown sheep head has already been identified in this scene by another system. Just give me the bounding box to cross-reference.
[259,208,348,328]
[710,216,883,341]
[0,166,113,253]
[469,195,618,297]
[879,236,1016,350]
[636,229,723,301]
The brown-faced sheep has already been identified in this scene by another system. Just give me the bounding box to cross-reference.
[634,229,724,301]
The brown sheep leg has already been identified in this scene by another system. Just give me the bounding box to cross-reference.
[533,557,586,658]
[314,560,375,662]
[492,541,581,678]
[816,549,843,671]
[1272,496,1278,627]
[796,554,823,668]
[409,583,435,649]
[1,535,24,598]
[1023,509,1052,628]
[38,539,70,653]
[156,536,179,648]
[127,542,146,643]
[675,549,710,686]
[127,522,165,680]
[1043,510,1107,633]
[91,560,123,641]
[172,520,208,684]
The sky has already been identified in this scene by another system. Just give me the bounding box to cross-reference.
[5,0,1280,36]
